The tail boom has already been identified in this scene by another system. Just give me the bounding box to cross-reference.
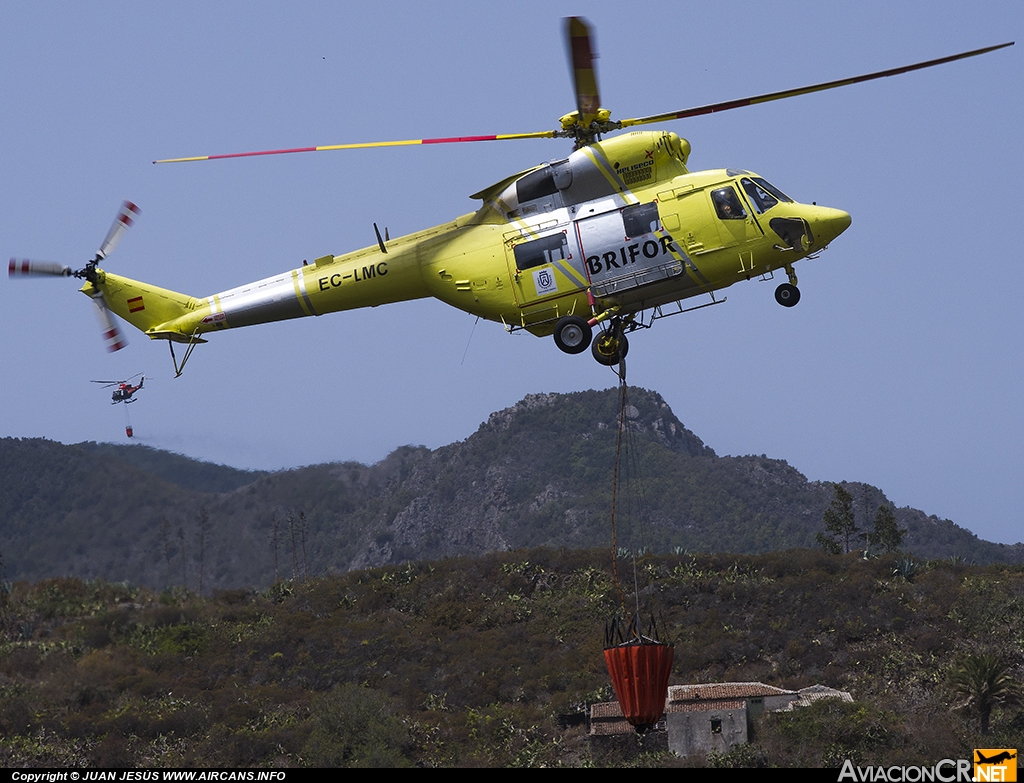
[86,242,432,344]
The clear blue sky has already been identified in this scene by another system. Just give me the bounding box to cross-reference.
[2,0,1021,545]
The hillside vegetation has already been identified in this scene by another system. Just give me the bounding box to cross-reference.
[1,388,1020,591]
[0,549,1021,767]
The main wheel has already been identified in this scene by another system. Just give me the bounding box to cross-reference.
[775,283,801,307]
[592,330,629,366]
[553,315,592,354]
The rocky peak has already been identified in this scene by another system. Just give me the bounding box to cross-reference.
[482,387,714,458]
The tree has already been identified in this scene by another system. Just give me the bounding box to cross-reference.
[196,508,209,595]
[951,653,1020,734]
[177,525,187,590]
[159,517,173,588]
[870,504,906,554]
[820,483,858,554]
[815,531,842,555]
[270,513,281,582]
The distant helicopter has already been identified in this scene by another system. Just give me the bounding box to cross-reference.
[92,373,145,404]
[8,20,1013,374]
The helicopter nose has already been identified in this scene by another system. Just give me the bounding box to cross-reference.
[814,207,852,245]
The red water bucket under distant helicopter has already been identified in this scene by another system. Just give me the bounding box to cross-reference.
[125,426,133,438]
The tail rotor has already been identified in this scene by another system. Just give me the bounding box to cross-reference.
[9,200,140,352]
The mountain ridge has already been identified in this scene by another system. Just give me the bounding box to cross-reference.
[1,387,1020,590]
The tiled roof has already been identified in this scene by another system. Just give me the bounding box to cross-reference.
[590,717,635,735]
[591,701,625,719]
[665,699,745,713]
[668,682,796,702]
[791,686,853,706]
[589,701,667,736]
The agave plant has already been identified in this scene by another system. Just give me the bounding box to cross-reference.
[892,557,919,582]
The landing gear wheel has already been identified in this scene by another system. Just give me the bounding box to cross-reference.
[553,315,593,354]
[592,329,629,366]
[775,283,800,307]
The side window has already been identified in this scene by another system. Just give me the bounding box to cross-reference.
[513,232,567,271]
[622,202,660,239]
[711,187,746,220]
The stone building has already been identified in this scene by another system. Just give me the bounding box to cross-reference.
[590,681,853,757]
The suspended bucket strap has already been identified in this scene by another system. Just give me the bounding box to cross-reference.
[609,356,628,610]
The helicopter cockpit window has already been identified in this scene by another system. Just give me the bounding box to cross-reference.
[517,167,559,203]
[753,177,792,204]
[622,202,661,239]
[741,178,780,214]
[513,232,568,271]
[711,187,746,220]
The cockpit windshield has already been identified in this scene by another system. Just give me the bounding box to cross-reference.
[741,177,793,214]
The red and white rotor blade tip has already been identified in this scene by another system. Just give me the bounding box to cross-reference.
[90,291,128,352]
[8,258,72,278]
[97,201,140,260]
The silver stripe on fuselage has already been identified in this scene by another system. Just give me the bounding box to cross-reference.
[214,270,306,329]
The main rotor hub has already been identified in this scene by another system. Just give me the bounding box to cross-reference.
[557,108,622,147]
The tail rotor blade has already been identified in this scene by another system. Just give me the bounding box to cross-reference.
[90,291,128,352]
[8,258,72,278]
[97,201,141,260]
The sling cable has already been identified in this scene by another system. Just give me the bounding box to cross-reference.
[602,356,674,733]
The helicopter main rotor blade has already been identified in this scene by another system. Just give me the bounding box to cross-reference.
[97,201,141,260]
[153,130,559,164]
[619,42,1014,130]
[566,16,601,125]
[89,290,127,352]
[8,258,72,278]
[152,38,1013,164]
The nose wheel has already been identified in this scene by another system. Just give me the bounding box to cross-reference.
[775,283,800,307]
[775,265,800,307]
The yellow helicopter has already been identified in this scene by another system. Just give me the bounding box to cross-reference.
[8,19,1012,374]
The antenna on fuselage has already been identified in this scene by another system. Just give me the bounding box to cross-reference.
[373,223,388,255]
